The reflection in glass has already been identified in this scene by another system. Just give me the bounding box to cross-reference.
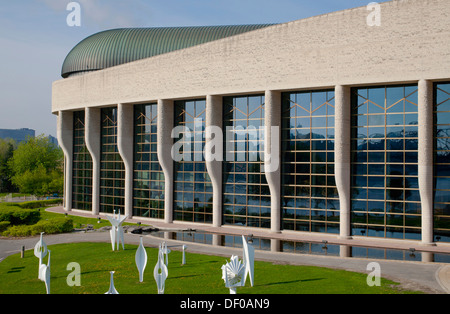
[223,95,270,228]
[72,111,93,211]
[281,90,339,234]
[174,99,213,224]
[133,104,164,219]
[100,108,125,214]
[351,85,420,239]
[434,82,450,242]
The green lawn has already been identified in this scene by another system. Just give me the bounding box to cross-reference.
[39,210,140,230]
[0,242,418,294]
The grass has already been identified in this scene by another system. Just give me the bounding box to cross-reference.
[39,210,140,230]
[0,242,419,294]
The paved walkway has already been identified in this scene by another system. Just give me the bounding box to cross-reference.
[1,206,449,294]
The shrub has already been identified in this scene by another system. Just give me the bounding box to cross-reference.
[5,199,63,209]
[0,221,10,233]
[2,217,73,237]
[31,217,74,235]
[1,225,30,237]
[0,207,40,225]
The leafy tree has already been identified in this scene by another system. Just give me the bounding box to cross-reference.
[0,139,16,193]
[8,135,63,196]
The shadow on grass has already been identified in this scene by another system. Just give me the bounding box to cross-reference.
[7,267,25,274]
[260,278,325,287]
[168,274,201,280]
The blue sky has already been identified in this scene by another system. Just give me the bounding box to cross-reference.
[0,0,376,138]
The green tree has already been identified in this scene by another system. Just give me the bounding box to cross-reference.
[0,139,16,193]
[8,135,63,196]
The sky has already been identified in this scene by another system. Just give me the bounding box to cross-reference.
[0,0,377,138]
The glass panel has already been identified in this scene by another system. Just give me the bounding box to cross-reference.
[100,107,125,215]
[72,111,93,211]
[174,99,212,223]
[281,90,338,233]
[351,85,420,240]
[223,95,268,228]
[133,103,165,219]
[434,82,450,242]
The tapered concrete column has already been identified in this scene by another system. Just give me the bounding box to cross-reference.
[205,95,223,227]
[157,99,174,224]
[418,79,435,246]
[265,90,282,233]
[57,111,73,212]
[117,104,134,218]
[335,85,352,239]
[85,108,101,216]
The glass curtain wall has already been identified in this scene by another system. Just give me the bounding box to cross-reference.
[173,99,213,223]
[222,95,271,228]
[133,104,165,219]
[434,82,450,242]
[72,110,93,210]
[281,90,339,234]
[351,85,421,239]
[100,108,125,214]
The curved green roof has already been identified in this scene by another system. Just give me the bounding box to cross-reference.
[61,25,274,78]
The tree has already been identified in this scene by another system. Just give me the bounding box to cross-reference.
[0,139,16,193]
[8,135,63,196]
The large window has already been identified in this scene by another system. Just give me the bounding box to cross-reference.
[351,85,421,240]
[100,108,125,214]
[72,110,93,211]
[222,95,271,228]
[434,82,450,242]
[281,90,339,234]
[173,99,213,223]
[133,104,165,219]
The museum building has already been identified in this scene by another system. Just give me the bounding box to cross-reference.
[53,0,450,245]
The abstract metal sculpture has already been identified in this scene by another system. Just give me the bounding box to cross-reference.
[41,251,51,294]
[153,243,168,294]
[105,271,119,294]
[34,232,47,280]
[161,242,171,266]
[221,255,246,294]
[135,236,147,282]
[242,235,255,287]
[106,210,127,251]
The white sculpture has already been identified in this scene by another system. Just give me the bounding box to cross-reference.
[41,251,51,294]
[34,232,48,280]
[221,255,246,294]
[153,243,168,294]
[242,235,255,287]
[161,242,171,266]
[105,271,119,294]
[135,236,147,282]
[106,210,127,251]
